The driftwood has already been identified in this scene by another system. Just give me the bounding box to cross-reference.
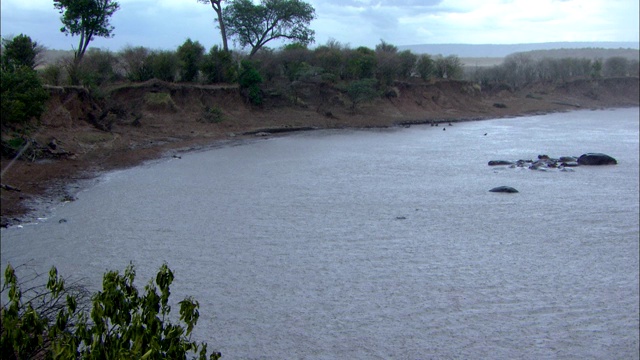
[1,183,22,192]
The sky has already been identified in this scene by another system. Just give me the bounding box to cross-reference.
[1,0,639,52]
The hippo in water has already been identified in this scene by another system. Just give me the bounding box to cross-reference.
[577,153,617,165]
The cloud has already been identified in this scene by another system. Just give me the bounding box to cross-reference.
[1,0,638,51]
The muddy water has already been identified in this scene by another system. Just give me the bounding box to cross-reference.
[2,108,639,359]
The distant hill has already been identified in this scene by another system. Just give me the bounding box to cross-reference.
[398,42,639,57]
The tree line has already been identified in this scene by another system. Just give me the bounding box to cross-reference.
[468,52,640,90]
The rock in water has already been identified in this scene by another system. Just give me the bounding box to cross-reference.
[489,186,519,193]
[488,160,515,166]
[577,153,617,165]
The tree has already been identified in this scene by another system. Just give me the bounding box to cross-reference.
[415,54,435,81]
[201,45,237,83]
[434,55,463,79]
[54,0,120,65]
[120,46,154,82]
[177,38,205,82]
[603,56,630,77]
[198,0,229,52]
[238,60,263,105]
[223,0,316,58]
[344,78,379,112]
[1,34,42,70]
[1,35,48,129]
[1,263,222,359]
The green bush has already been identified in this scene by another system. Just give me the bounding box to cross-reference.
[200,106,225,123]
[343,78,379,111]
[75,48,120,87]
[1,263,221,359]
[150,50,179,82]
[238,60,263,105]
[1,65,49,127]
[177,38,205,82]
[1,34,41,70]
[40,63,64,85]
[200,46,237,83]
[120,45,154,82]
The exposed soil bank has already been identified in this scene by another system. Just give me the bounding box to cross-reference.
[1,77,638,226]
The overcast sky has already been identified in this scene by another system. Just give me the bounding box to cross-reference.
[1,0,638,52]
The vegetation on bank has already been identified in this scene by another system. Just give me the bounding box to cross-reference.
[1,263,222,359]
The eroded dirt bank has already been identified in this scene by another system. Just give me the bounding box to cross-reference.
[1,77,638,226]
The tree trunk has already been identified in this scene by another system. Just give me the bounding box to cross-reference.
[211,0,228,52]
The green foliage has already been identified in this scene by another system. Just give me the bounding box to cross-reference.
[415,54,435,81]
[150,50,179,82]
[238,60,263,105]
[280,44,312,81]
[343,78,379,111]
[312,39,345,80]
[397,50,417,80]
[1,263,221,359]
[40,63,64,85]
[345,46,376,80]
[200,106,225,123]
[177,38,205,82]
[1,34,41,70]
[603,56,630,77]
[434,55,463,79]
[200,46,237,83]
[1,65,49,127]
[223,0,316,58]
[75,48,120,87]
[54,0,121,63]
[144,92,177,111]
[120,45,154,82]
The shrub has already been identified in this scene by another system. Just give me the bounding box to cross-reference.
[40,63,64,85]
[435,55,463,79]
[603,56,630,77]
[177,38,205,82]
[1,34,42,70]
[415,54,435,81]
[238,60,263,105]
[144,92,177,112]
[345,46,376,80]
[343,78,379,111]
[75,48,120,87]
[200,106,225,123]
[201,46,237,83]
[120,45,154,82]
[150,50,179,82]
[1,263,222,359]
[0,65,49,127]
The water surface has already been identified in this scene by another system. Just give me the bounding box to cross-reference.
[2,108,639,359]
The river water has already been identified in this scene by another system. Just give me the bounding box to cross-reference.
[1,108,639,359]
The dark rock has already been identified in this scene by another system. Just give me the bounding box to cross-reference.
[493,103,507,108]
[489,186,519,193]
[488,160,515,166]
[577,153,617,165]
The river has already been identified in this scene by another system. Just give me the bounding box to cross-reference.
[1,108,639,359]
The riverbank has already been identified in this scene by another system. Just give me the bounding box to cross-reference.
[1,77,638,227]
